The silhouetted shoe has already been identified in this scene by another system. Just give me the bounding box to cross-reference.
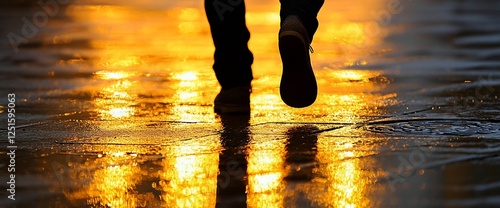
[214,87,251,114]
[279,15,318,108]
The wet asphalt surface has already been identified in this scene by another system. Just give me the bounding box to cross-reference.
[1,0,500,207]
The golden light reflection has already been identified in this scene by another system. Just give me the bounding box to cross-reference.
[95,71,134,80]
[101,56,142,68]
[173,71,198,81]
[93,72,137,122]
[65,2,218,125]
[167,71,217,122]
[64,152,146,207]
[250,69,396,124]
[56,0,398,207]
[307,135,381,208]
[252,92,283,110]
[247,137,286,208]
[89,164,141,207]
[108,107,135,118]
[322,22,366,45]
[313,69,395,123]
[158,137,220,208]
[63,0,396,120]
[335,70,374,82]
[173,71,200,89]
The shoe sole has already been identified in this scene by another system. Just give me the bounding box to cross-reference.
[279,31,317,108]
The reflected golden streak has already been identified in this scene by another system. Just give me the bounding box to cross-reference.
[253,93,282,110]
[107,107,135,118]
[314,70,394,123]
[94,80,137,120]
[333,70,380,82]
[158,138,220,208]
[173,71,198,81]
[69,4,215,123]
[178,92,198,100]
[306,129,385,208]
[94,165,139,207]
[101,56,141,68]
[314,142,370,208]
[78,153,143,208]
[168,71,216,122]
[250,173,282,193]
[247,138,286,208]
[95,71,134,80]
[302,69,390,207]
[93,70,140,128]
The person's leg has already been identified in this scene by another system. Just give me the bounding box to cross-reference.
[278,0,324,108]
[204,0,253,91]
[280,0,325,43]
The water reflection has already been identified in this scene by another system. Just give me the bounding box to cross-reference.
[2,0,395,123]
[84,156,143,207]
[1,0,399,207]
[247,135,286,208]
[63,3,217,124]
[2,0,499,206]
[317,69,393,122]
[311,134,381,208]
[168,71,213,122]
[94,71,137,120]
[61,152,149,207]
[158,138,220,208]
[216,114,251,207]
[59,3,390,205]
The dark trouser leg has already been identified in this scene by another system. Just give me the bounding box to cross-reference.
[280,0,325,42]
[205,0,253,90]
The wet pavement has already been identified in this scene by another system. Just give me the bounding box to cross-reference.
[1,0,500,207]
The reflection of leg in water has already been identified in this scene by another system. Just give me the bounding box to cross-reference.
[216,114,251,207]
[285,125,319,181]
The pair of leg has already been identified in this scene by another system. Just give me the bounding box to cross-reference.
[206,0,324,112]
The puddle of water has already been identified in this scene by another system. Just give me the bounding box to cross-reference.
[1,0,500,207]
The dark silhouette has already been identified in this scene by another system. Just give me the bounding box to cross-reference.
[206,0,325,113]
